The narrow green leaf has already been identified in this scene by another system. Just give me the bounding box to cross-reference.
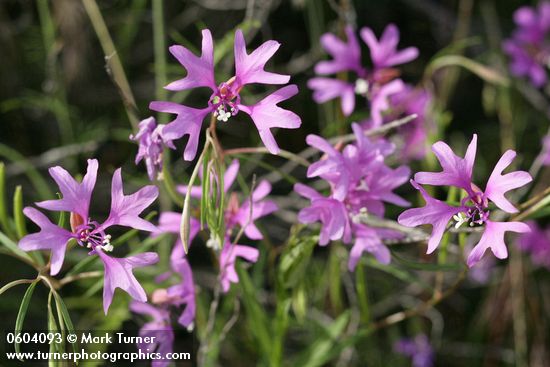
[47,292,60,367]
[53,292,78,355]
[236,261,271,358]
[0,230,34,263]
[364,258,433,292]
[0,278,36,296]
[355,262,370,323]
[215,160,225,243]
[53,292,75,334]
[13,186,26,238]
[278,232,316,288]
[14,280,39,358]
[425,55,509,86]
[200,149,210,229]
[0,162,15,238]
[180,140,210,253]
[391,251,464,271]
[294,311,350,367]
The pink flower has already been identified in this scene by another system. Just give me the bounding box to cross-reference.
[19,159,159,313]
[518,221,550,269]
[149,218,198,330]
[308,24,418,117]
[150,29,301,160]
[398,135,532,267]
[219,241,259,293]
[394,334,434,367]
[130,301,174,367]
[295,124,409,269]
[503,2,550,87]
[130,117,175,181]
[360,24,419,69]
[295,183,352,246]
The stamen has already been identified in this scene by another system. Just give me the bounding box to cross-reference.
[355,79,369,95]
[453,213,467,229]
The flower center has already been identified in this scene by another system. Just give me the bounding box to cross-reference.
[73,220,113,252]
[454,191,490,228]
[209,79,241,122]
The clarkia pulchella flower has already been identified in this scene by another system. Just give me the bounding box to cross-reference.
[295,123,410,270]
[361,85,433,161]
[130,117,174,181]
[130,301,174,367]
[398,135,532,267]
[517,221,550,269]
[308,24,418,119]
[19,159,159,313]
[150,29,302,161]
[394,334,434,367]
[503,1,550,87]
[131,241,197,365]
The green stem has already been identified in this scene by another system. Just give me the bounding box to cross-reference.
[152,0,168,123]
[82,0,139,130]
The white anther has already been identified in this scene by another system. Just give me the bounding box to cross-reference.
[216,109,231,122]
[206,236,222,251]
[101,243,114,252]
[355,79,369,95]
[453,213,467,229]
[186,323,194,332]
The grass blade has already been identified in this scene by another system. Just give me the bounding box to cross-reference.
[14,280,39,358]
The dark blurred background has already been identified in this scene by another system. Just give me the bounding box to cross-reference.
[1,1,549,366]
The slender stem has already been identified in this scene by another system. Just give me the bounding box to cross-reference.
[58,271,103,287]
[161,149,184,207]
[82,0,139,130]
[370,269,467,331]
[0,279,36,296]
[152,0,168,123]
[224,147,310,167]
[180,137,211,253]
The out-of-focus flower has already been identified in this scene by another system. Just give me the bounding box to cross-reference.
[541,135,550,165]
[150,29,301,160]
[19,159,159,313]
[130,117,175,181]
[308,24,417,117]
[394,334,434,367]
[398,135,532,267]
[362,85,433,161]
[145,215,198,333]
[503,2,550,87]
[360,24,419,70]
[295,183,352,245]
[130,302,174,367]
[295,123,409,270]
[219,241,259,293]
[518,221,550,269]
